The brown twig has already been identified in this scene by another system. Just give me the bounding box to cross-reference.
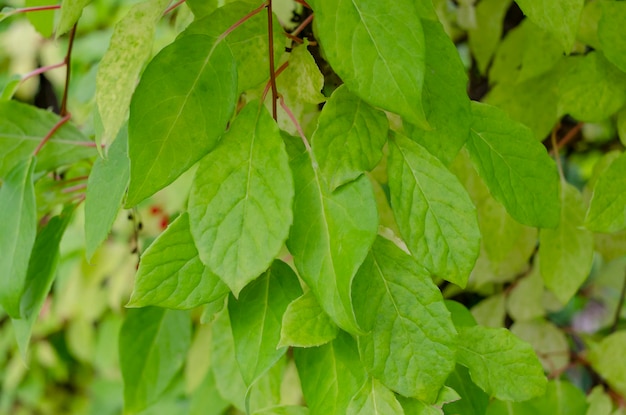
[60,23,78,117]
[163,0,185,15]
[267,0,278,120]
[33,113,71,156]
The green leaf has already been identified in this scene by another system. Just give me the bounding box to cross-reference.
[445,300,478,328]
[388,133,480,287]
[188,101,293,295]
[185,0,218,19]
[589,331,626,398]
[0,101,95,177]
[457,325,547,401]
[466,102,560,228]
[228,261,302,386]
[311,85,388,190]
[471,294,506,328]
[514,0,583,52]
[309,0,429,128]
[119,307,191,413]
[0,7,16,22]
[598,1,626,73]
[468,0,512,74]
[1,74,21,101]
[397,397,441,415]
[0,157,37,318]
[295,331,367,415]
[347,378,405,415]
[84,129,130,261]
[127,35,237,206]
[539,183,593,304]
[25,0,54,37]
[506,268,545,322]
[253,406,310,415]
[586,386,614,415]
[586,151,626,233]
[487,380,588,415]
[96,0,170,148]
[127,213,229,309]
[56,0,90,37]
[189,370,230,415]
[511,320,569,373]
[287,150,378,334]
[353,236,457,402]
[444,365,490,415]
[279,290,339,348]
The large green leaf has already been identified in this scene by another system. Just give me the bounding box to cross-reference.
[56,0,89,36]
[598,1,626,73]
[468,0,512,74]
[539,183,593,304]
[457,325,547,401]
[119,307,191,413]
[486,380,588,415]
[0,157,37,318]
[589,332,626,398]
[309,0,428,128]
[294,332,367,415]
[127,35,237,206]
[466,102,560,228]
[188,101,293,295]
[586,151,626,233]
[286,150,378,334]
[127,213,228,309]
[311,84,388,190]
[388,133,480,287]
[96,0,170,148]
[228,261,302,386]
[353,237,457,402]
[25,0,54,37]
[347,378,404,415]
[279,290,339,348]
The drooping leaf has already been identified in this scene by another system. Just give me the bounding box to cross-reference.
[287,150,377,334]
[84,129,130,261]
[56,0,90,37]
[127,213,229,309]
[228,261,302,386]
[457,325,547,401]
[0,157,37,318]
[189,101,293,295]
[353,236,458,402]
[119,307,191,413]
[597,1,626,73]
[468,0,512,74]
[347,378,405,415]
[279,290,339,348]
[466,101,560,228]
[589,331,626,398]
[127,35,237,206]
[312,84,388,190]
[586,151,626,233]
[96,0,170,148]
[388,133,480,287]
[309,0,429,128]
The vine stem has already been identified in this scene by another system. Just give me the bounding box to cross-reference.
[163,0,185,15]
[291,12,314,37]
[550,125,565,181]
[13,4,60,13]
[60,23,78,117]
[22,61,66,83]
[267,0,278,120]
[33,113,71,156]
[611,267,626,333]
[218,1,267,42]
[550,122,583,155]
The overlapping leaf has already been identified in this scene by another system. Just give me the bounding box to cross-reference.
[599,1,626,73]
[56,0,89,36]
[589,332,626,397]
[347,378,404,415]
[468,0,512,74]
[279,290,339,348]
[586,151,626,233]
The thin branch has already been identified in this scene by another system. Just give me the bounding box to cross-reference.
[13,4,60,13]
[551,124,565,181]
[163,0,185,15]
[291,12,313,37]
[262,61,289,102]
[550,122,583,155]
[60,23,78,117]
[267,0,278,120]
[611,267,626,333]
[218,1,268,42]
[61,183,87,194]
[294,0,311,8]
[21,61,66,84]
[279,95,311,152]
[33,113,71,156]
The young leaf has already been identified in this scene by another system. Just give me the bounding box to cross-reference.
[127,213,229,309]
[228,261,302,386]
[85,129,130,261]
[96,0,170,148]
[127,35,237,206]
[0,157,37,318]
[1,74,21,101]
[589,331,626,398]
[456,325,547,401]
[279,290,339,348]
[468,0,512,74]
[511,320,570,373]
[586,151,626,233]
[396,397,441,415]
[286,150,378,334]
[56,0,89,37]
[514,0,583,52]
[466,102,560,228]
[188,102,293,295]
[347,378,404,415]
[311,84,388,191]
[309,0,429,128]
[353,237,457,402]
[597,1,626,73]
[388,133,480,287]
[119,307,191,413]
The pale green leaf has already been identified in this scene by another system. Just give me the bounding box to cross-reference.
[127,35,237,206]
[294,331,367,415]
[457,325,547,401]
[25,0,53,37]
[185,0,218,18]
[471,294,506,328]
[127,213,229,309]
[618,108,626,147]
[586,386,614,415]
[586,151,626,233]
[85,129,130,261]
[598,1,626,73]
[488,380,588,415]
[279,290,339,348]
[589,331,626,397]
[189,370,230,415]
[511,320,569,373]
[253,406,309,415]
[397,397,441,415]
[309,0,429,128]
[506,268,545,322]
[56,0,90,37]
[0,7,16,22]
[468,0,512,74]
[312,84,388,190]
[1,74,21,101]
[445,300,478,328]
[353,237,457,402]
[517,22,564,84]
[185,323,213,394]
[388,133,480,287]
[594,229,626,262]
[228,261,302,386]
[539,183,593,304]
[444,365,490,415]
[286,151,378,334]
[0,157,37,318]
[96,0,170,148]
[119,307,191,413]
[347,378,405,415]
[514,0,583,52]
[467,102,560,228]
[189,102,293,295]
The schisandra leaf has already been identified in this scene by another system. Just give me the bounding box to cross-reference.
[589,332,626,398]
[466,102,560,228]
[228,261,302,386]
[0,157,37,318]
[347,378,404,415]
[119,307,191,413]
[457,325,547,401]
[388,133,480,287]
[56,0,89,37]
[468,0,512,74]
[309,0,429,128]
[0,74,21,101]
[286,150,378,334]
[311,84,388,190]
[444,365,489,415]
[189,101,293,295]
[586,151,626,233]
[25,0,53,37]
[353,237,457,402]
[279,290,339,348]
[599,1,626,73]
[127,35,237,206]
[127,213,228,309]
[511,320,570,372]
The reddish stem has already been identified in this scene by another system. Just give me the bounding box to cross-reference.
[550,122,583,155]
[267,0,278,120]
[14,4,60,13]
[262,61,289,102]
[60,24,77,117]
[551,125,564,181]
[62,183,87,194]
[21,61,66,83]
[294,0,311,9]
[33,113,72,156]
[291,12,313,37]
[218,1,268,42]
[163,0,185,15]
[279,95,310,152]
